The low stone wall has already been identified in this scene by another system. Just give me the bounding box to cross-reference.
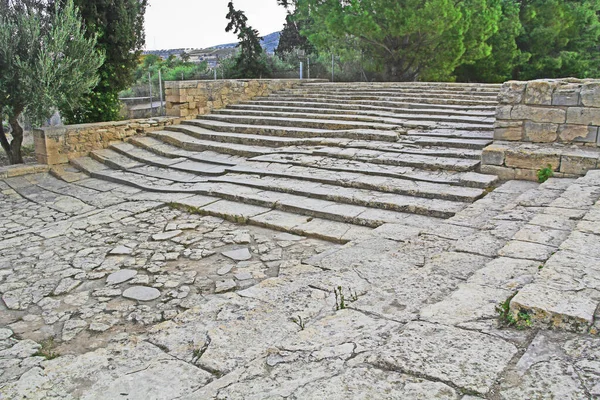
[495,79,600,145]
[165,79,326,118]
[483,78,600,181]
[34,116,181,165]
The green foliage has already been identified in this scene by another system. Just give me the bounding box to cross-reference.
[33,338,60,360]
[297,0,502,81]
[333,286,359,311]
[497,295,533,330]
[515,0,600,80]
[537,165,554,183]
[291,315,306,330]
[59,0,148,124]
[0,0,103,163]
[225,2,271,79]
[276,12,314,59]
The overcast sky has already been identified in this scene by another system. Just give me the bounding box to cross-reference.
[144,0,288,50]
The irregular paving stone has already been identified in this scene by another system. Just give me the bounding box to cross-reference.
[366,321,518,395]
[122,286,161,301]
[215,279,237,293]
[468,257,540,290]
[52,277,81,296]
[152,230,182,241]
[498,240,557,261]
[109,245,133,255]
[0,328,13,340]
[106,269,138,285]
[222,248,252,261]
[234,271,253,281]
[62,319,87,341]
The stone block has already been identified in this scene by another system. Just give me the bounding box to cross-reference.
[558,124,598,143]
[498,81,527,104]
[559,153,599,175]
[523,121,558,143]
[581,82,600,107]
[514,168,539,181]
[505,149,560,171]
[481,145,506,165]
[496,105,512,119]
[480,165,516,180]
[494,120,523,141]
[566,107,600,125]
[511,105,566,124]
[552,86,580,106]
[524,80,556,105]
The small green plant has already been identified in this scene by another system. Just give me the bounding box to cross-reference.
[291,315,306,330]
[333,286,360,311]
[537,164,554,183]
[496,295,533,330]
[538,264,544,270]
[33,338,60,360]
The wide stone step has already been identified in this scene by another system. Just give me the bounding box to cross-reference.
[71,157,447,227]
[246,98,496,113]
[312,147,480,172]
[339,140,482,160]
[226,162,485,202]
[212,108,495,127]
[406,129,494,140]
[284,87,500,97]
[196,114,401,132]
[228,103,495,118]
[407,136,492,150]
[183,119,400,142]
[275,90,497,101]
[259,94,497,106]
[249,153,497,188]
[128,136,243,166]
[299,82,501,91]
[167,124,344,148]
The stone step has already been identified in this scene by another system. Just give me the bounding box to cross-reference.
[275,90,497,101]
[109,142,228,175]
[167,124,343,148]
[128,136,242,166]
[259,94,497,106]
[71,157,447,227]
[406,129,494,140]
[312,147,481,172]
[245,99,496,112]
[248,153,497,189]
[284,87,500,97]
[298,82,502,91]
[225,163,485,202]
[195,114,401,132]
[339,140,482,160]
[183,119,400,142]
[212,108,495,127]
[407,136,492,150]
[228,103,495,118]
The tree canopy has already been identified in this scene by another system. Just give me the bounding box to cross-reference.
[0,0,104,164]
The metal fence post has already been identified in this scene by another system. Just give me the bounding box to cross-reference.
[307,58,310,80]
[331,54,334,82]
[148,71,153,117]
[299,62,303,80]
[158,69,164,116]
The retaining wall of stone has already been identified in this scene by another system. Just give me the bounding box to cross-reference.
[34,116,181,165]
[483,78,600,181]
[165,79,326,118]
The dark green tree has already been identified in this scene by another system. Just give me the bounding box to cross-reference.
[275,11,314,58]
[0,0,103,164]
[515,0,600,80]
[57,0,148,123]
[455,0,526,82]
[297,0,503,81]
[225,1,270,79]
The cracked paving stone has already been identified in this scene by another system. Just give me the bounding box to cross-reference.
[222,248,252,261]
[122,286,161,301]
[106,269,138,285]
[152,230,182,241]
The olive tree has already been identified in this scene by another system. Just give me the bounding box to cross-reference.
[0,0,104,164]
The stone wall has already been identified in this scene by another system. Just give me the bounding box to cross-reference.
[34,116,182,165]
[165,79,325,118]
[483,78,600,181]
[495,79,600,145]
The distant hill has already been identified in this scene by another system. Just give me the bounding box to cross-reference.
[144,31,281,58]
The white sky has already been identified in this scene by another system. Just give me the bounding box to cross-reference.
[144,0,288,50]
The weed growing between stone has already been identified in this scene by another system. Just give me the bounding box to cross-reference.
[537,165,554,183]
[333,286,359,311]
[33,338,60,360]
[496,294,533,330]
[291,315,306,330]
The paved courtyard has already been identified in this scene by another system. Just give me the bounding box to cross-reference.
[1,82,600,399]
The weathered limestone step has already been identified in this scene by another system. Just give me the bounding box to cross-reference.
[228,103,495,118]
[183,119,400,142]
[341,140,483,160]
[128,136,242,166]
[71,158,447,228]
[212,108,495,127]
[227,162,485,202]
[89,148,144,170]
[407,136,492,150]
[299,82,502,91]
[110,142,227,175]
[284,87,500,97]
[167,124,343,148]
[271,91,498,103]
[312,147,480,172]
[250,153,497,188]
[211,174,468,218]
[406,129,494,140]
[172,198,371,243]
[258,94,497,106]
[199,113,401,131]
[246,99,496,112]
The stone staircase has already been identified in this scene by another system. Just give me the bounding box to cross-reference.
[68,82,502,242]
